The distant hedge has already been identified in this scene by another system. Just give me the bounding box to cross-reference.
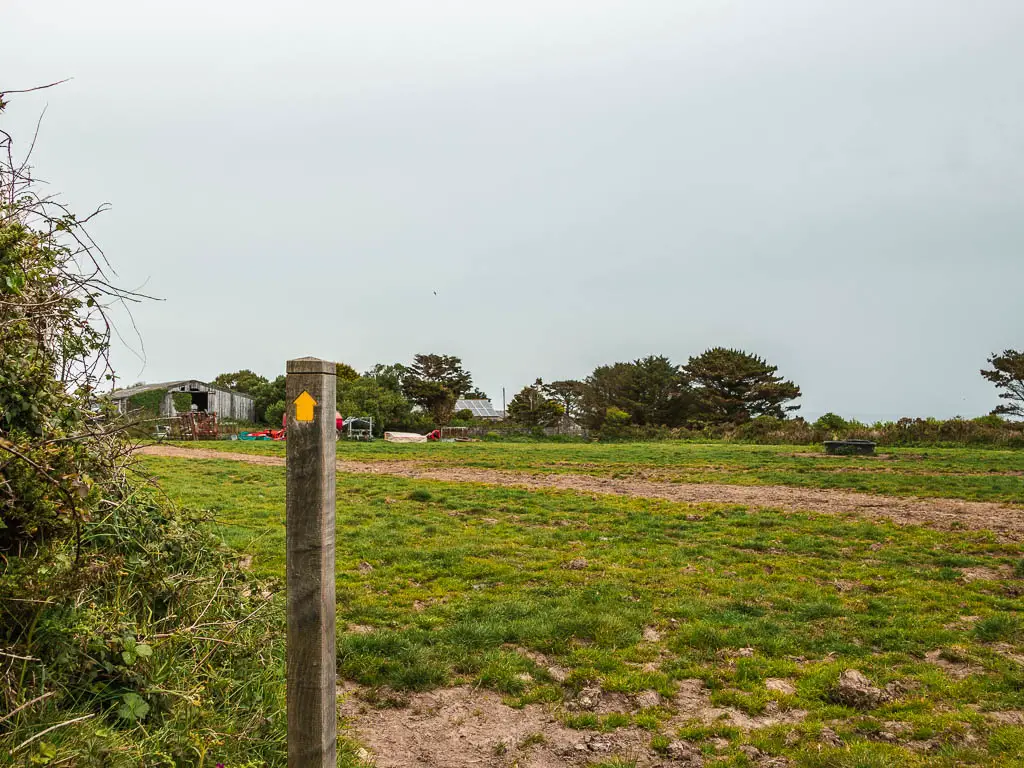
[596,415,1024,448]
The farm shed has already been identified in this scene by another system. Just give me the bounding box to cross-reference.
[110,380,256,422]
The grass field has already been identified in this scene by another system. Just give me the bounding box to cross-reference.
[140,441,1024,767]
[178,440,1024,503]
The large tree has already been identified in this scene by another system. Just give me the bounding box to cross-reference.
[365,363,406,393]
[579,362,638,430]
[682,347,800,424]
[401,353,474,425]
[211,369,268,394]
[252,376,286,424]
[508,380,564,427]
[981,349,1024,419]
[541,379,586,422]
[335,362,360,382]
[337,375,416,434]
[579,356,690,429]
[628,355,692,426]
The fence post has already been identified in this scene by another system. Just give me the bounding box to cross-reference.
[286,357,337,768]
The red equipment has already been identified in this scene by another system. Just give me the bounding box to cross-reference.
[241,427,286,441]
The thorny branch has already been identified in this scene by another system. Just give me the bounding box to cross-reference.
[0,84,153,556]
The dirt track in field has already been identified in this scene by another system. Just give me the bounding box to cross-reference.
[137,445,1024,539]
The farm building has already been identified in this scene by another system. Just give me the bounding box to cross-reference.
[110,380,256,422]
[454,399,501,420]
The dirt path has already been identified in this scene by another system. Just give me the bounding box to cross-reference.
[137,445,1024,538]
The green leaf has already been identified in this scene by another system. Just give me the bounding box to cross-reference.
[29,741,57,764]
[135,643,152,658]
[117,693,150,722]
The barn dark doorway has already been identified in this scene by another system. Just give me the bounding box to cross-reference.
[190,392,209,411]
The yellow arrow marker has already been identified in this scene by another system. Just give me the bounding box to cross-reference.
[293,391,317,422]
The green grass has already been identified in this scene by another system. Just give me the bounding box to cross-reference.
[140,450,1024,766]
[173,440,1024,504]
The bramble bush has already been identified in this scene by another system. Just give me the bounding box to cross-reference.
[693,415,1024,448]
[0,93,310,767]
[581,414,1024,447]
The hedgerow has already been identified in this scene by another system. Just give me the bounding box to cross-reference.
[0,90,289,767]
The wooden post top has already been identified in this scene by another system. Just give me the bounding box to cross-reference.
[287,357,337,375]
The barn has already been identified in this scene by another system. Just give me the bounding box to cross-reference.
[110,380,256,423]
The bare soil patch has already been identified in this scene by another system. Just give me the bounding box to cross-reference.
[338,678,800,768]
[670,679,806,730]
[339,685,661,768]
[137,445,1024,538]
[986,710,1024,725]
[140,445,288,466]
[924,649,984,679]
[959,566,1013,582]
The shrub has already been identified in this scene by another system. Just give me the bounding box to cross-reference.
[599,408,632,440]
[702,415,1024,448]
[814,412,849,433]
[734,416,786,440]
[264,399,286,427]
[0,98,288,766]
[1,494,288,765]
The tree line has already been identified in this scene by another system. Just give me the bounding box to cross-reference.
[510,348,1024,432]
[211,346,1024,435]
[210,347,802,433]
[508,348,801,430]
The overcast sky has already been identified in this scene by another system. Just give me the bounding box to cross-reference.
[5,0,1023,421]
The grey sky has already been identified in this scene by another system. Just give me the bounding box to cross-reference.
[5,0,1023,421]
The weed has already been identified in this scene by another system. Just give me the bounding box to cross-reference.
[650,733,672,753]
[519,732,546,749]
[590,758,639,768]
[675,721,742,742]
[989,725,1024,756]
[634,711,662,730]
[797,741,918,768]
[975,614,1020,642]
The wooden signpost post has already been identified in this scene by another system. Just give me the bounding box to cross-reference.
[285,357,337,768]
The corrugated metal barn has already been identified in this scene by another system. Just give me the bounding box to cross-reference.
[110,380,256,422]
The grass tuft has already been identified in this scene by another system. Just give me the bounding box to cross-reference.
[975,614,1020,642]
